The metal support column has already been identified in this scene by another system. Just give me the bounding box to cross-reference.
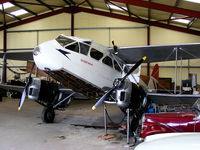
[126,108,130,144]
[103,104,108,136]
[174,48,178,94]
[2,29,7,83]
[124,108,134,147]
[147,26,150,76]
[71,12,74,36]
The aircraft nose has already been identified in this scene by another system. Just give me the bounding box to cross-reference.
[33,40,63,71]
[33,46,40,56]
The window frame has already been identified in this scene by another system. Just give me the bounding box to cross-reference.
[90,48,104,61]
[102,56,113,68]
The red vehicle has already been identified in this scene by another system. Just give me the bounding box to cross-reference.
[139,100,200,138]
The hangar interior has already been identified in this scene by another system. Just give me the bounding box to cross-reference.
[0,0,200,84]
[0,0,200,149]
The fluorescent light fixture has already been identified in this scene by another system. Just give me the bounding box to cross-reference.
[171,17,190,24]
[0,2,14,10]
[10,9,28,16]
[184,0,200,4]
[107,4,127,11]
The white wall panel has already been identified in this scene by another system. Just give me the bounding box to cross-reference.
[7,32,37,49]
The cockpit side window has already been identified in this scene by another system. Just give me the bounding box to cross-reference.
[56,35,74,47]
[65,42,79,53]
[90,48,103,60]
[102,56,113,68]
[80,43,89,55]
[114,60,121,72]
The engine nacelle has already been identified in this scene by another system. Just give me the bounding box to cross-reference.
[28,78,59,103]
[115,80,148,110]
[28,78,41,100]
[115,79,132,108]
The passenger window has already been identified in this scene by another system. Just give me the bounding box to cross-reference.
[114,60,121,72]
[65,42,79,53]
[124,67,128,73]
[102,56,113,68]
[84,41,91,45]
[90,48,103,60]
[80,43,89,55]
[56,35,74,47]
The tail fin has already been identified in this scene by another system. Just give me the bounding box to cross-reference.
[148,64,159,89]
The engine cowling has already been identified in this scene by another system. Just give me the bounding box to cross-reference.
[28,78,59,103]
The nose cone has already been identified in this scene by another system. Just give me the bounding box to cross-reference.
[33,40,63,71]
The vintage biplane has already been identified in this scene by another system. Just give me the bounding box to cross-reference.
[0,34,200,125]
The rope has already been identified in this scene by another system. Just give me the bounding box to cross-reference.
[105,107,126,125]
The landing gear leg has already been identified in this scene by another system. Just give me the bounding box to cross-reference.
[41,106,55,123]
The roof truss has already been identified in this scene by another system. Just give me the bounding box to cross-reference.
[0,0,199,36]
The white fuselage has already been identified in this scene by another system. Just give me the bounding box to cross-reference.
[33,35,122,89]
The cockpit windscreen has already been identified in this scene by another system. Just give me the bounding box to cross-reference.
[56,35,75,47]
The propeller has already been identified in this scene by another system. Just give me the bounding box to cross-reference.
[18,63,34,111]
[112,41,118,55]
[92,56,147,110]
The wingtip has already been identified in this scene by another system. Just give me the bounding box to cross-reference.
[142,56,147,61]
[18,107,21,111]
[92,106,96,110]
[114,52,118,55]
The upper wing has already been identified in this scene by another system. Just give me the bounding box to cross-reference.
[113,43,200,63]
[0,52,33,60]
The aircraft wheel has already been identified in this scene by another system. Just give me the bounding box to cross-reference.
[42,106,55,123]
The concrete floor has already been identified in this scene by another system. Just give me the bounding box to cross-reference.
[0,97,135,150]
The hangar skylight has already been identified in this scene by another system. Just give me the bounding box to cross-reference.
[185,0,200,4]
[171,17,190,24]
[0,2,14,10]
[107,4,127,11]
[10,9,28,16]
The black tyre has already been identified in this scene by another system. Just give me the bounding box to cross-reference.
[41,106,55,123]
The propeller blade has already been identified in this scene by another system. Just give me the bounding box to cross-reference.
[18,63,35,110]
[121,56,147,82]
[92,56,147,110]
[92,87,116,110]
[18,88,26,111]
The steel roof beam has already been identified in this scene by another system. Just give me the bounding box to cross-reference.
[167,0,180,24]
[68,0,76,5]
[0,7,73,30]
[36,0,54,11]
[75,7,200,36]
[111,0,200,19]
[86,0,93,9]
[107,0,141,19]
[63,0,71,6]
[187,18,197,29]
[0,0,14,4]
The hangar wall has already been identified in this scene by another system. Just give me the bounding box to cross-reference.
[1,12,200,85]
[150,27,200,84]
